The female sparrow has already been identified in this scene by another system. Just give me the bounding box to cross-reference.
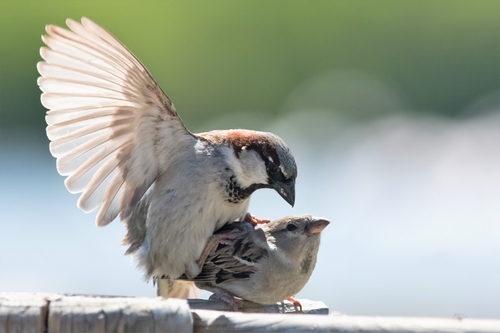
[178,215,329,310]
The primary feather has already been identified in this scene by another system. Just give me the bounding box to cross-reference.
[38,17,191,226]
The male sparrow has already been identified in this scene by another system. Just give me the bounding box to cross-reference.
[177,215,329,310]
[37,18,297,295]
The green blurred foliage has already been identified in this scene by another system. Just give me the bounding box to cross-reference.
[0,0,499,130]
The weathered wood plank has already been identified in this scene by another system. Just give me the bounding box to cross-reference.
[192,310,500,333]
[3,293,500,333]
[187,298,328,314]
[47,295,193,333]
[0,293,51,333]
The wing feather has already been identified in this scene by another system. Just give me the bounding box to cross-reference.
[181,223,269,284]
[45,106,135,126]
[96,170,126,223]
[38,17,193,226]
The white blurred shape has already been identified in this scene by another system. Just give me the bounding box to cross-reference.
[249,110,500,318]
[281,69,408,121]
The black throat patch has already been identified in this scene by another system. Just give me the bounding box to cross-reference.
[224,173,266,204]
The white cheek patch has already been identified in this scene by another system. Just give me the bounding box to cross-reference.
[222,146,268,188]
[279,165,288,178]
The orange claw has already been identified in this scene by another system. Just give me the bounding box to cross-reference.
[244,212,271,227]
[287,296,303,312]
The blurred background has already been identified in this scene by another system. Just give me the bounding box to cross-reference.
[1,1,499,319]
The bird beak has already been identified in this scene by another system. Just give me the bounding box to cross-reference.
[273,179,295,207]
[305,217,330,236]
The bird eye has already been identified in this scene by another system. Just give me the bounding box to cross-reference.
[268,163,278,173]
[286,223,297,231]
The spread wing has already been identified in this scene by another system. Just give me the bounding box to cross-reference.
[38,17,194,226]
[182,224,269,285]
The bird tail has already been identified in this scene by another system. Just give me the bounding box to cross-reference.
[157,279,200,299]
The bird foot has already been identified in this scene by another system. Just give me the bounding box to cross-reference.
[244,212,271,227]
[209,290,245,311]
[287,296,303,313]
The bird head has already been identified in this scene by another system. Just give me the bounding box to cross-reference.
[217,129,297,206]
[262,215,330,270]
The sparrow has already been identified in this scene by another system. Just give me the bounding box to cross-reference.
[37,17,297,296]
[177,215,329,311]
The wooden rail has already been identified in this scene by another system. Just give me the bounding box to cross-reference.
[1,292,499,333]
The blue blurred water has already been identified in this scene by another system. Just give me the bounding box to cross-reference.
[1,109,499,318]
